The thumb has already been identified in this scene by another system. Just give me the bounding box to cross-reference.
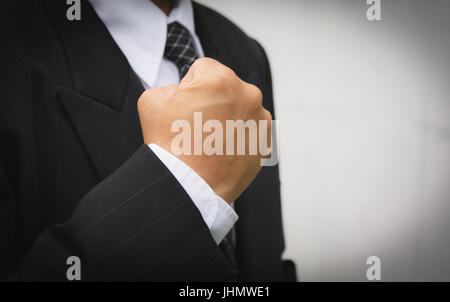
[137,84,179,127]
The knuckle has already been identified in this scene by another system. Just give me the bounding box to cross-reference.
[191,57,206,68]
[217,65,236,83]
[247,84,263,108]
[261,108,273,132]
[193,58,239,94]
[264,110,273,139]
[193,57,219,70]
[197,57,216,65]
[209,66,237,92]
[264,108,273,122]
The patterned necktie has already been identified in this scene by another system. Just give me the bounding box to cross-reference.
[164,21,199,79]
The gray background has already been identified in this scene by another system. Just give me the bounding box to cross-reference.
[197,0,450,281]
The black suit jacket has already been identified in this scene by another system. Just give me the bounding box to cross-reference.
[0,0,294,281]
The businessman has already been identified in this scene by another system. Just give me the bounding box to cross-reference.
[0,0,295,281]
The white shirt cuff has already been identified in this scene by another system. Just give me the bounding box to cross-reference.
[148,144,238,245]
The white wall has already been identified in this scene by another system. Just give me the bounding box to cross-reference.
[197,0,450,281]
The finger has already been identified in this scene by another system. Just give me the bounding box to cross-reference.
[180,57,226,84]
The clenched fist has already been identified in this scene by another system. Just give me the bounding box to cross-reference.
[138,58,272,204]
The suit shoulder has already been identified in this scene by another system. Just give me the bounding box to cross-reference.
[193,2,268,64]
[0,1,46,31]
[0,0,57,58]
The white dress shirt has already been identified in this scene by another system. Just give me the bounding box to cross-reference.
[90,0,238,245]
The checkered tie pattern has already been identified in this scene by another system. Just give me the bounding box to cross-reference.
[164,22,199,79]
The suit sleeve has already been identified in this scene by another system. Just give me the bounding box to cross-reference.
[11,145,234,281]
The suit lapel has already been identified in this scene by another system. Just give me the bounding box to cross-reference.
[193,5,254,83]
[42,0,145,179]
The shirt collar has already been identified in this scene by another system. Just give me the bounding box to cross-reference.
[90,0,200,88]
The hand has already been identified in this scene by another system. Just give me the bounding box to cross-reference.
[138,58,272,204]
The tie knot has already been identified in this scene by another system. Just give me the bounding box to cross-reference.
[164,22,198,79]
